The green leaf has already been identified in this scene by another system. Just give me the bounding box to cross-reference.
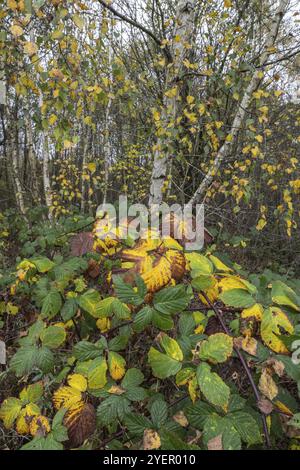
[0,397,22,428]
[11,345,54,376]
[228,411,262,445]
[153,285,190,315]
[199,333,233,363]
[203,415,241,450]
[19,382,43,404]
[151,399,168,428]
[21,434,63,450]
[196,363,230,411]
[185,400,214,429]
[148,347,182,379]
[271,280,300,312]
[31,257,55,273]
[113,276,145,306]
[73,340,104,361]
[124,413,152,436]
[112,299,131,319]
[40,325,66,349]
[152,310,174,330]
[219,289,255,308]
[78,289,102,318]
[160,334,183,361]
[191,275,215,291]
[185,253,213,276]
[125,386,148,402]
[61,298,78,321]
[41,290,62,319]
[133,306,153,332]
[97,395,131,426]
[88,357,107,390]
[121,368,144,389]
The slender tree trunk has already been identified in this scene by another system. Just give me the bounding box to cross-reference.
[188,0,289,205]
[24,113,40,203]
[10,117,27,219]
[148,0,197,206]
[102,7,114,205]
[80,128,89,213]
[42,132,53,220]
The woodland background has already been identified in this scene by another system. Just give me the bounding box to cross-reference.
[0,0,299,273]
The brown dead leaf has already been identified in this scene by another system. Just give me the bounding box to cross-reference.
[257,398,274,415]
[64,403,96,448]
[241,336,257,356]
[265,358,285,377]
[207,434,223,450]
[143,429,161,450]
[70,232,94,257]
[108,385,126,395]
[259,368,278,401]
[173,411,189,427]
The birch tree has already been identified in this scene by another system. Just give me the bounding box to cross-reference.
[188,0,289,206]
[148,0,197,205]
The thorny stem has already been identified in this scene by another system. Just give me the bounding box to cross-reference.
[200,292,271,449]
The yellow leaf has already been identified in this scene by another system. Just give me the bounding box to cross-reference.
[52,386,82,410]
[15,403,40,435]
[218,276,247,292]
[209,255,232,272]
[143,429,161,450]
[261,307,294,354]
[187,95,195,105]
[108,351,126,381]
[241,303,263,321]
[67,374,88,393]
[96,317,111,333]
[241,336,258,356]
[256,218,267,231]
[259,369,278,400]
[108,385,126,395]
[87,162,96,174]
[48,114,57,125]
[188,376,198,403]
[10,25,23,37]
[29,415,51,437]
[224,0,232,7]
[23,41,38,56]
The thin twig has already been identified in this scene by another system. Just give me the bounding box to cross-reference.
[200,292,271,449]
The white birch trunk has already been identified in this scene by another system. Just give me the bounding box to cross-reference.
[188,0,289,205]
[102,6,114,205]
[148,0,197,206]
[42,132,53,220]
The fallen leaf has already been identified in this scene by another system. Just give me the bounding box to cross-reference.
[173,411,188,427]
[143,428,161,450]
[259,369,278,401]
[207,434,223,450]
[257,398,274,415]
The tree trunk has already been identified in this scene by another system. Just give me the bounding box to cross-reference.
[24,113,40,204]
[80,129,89,213]
[10,119,27,219]
[188,0,289,206]
[148,0,197,206]
[42,132,53,220]
[102,7,114,205]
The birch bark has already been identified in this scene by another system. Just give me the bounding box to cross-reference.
[148,0,197,206]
